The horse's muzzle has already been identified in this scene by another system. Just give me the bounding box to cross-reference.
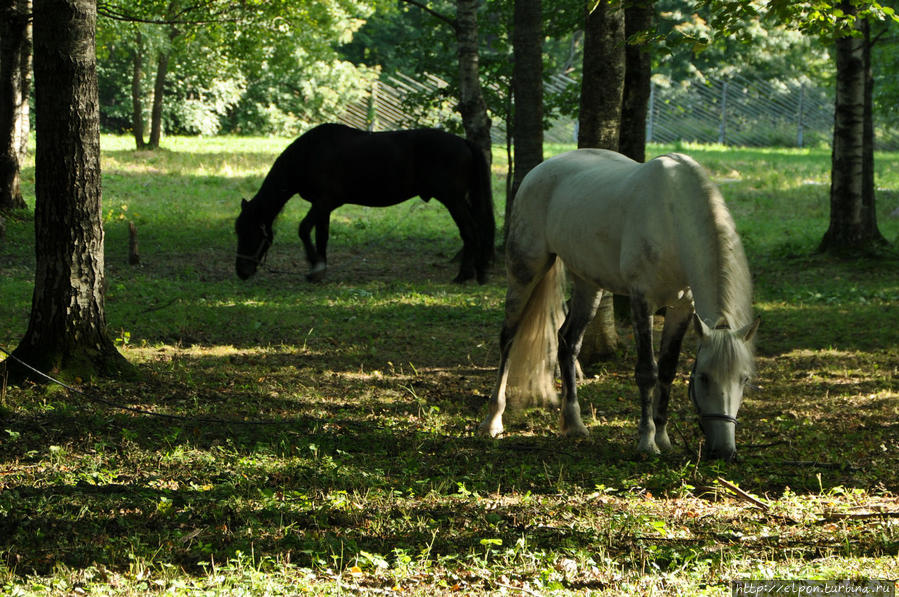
[235,259,258,280]
[706,446,738,462]
[702,418,737,462]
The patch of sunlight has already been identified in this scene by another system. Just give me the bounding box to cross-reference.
[220,162,237,178]
[101,157,164,176]
[125,343,312,361]
[755,299,804,311]
[778,347,862,360]
[340,369,389,382]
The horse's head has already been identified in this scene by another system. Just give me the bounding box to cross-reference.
[689,315,760,462]
[234,198,273,280]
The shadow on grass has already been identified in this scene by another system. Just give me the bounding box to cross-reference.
[3,320,897,578]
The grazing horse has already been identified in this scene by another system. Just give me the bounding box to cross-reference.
[234,123,495,283]
[478,149,759,461]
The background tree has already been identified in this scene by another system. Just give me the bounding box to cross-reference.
[578,0,625,150]
[130,27,146,148]
[5,0,130,382]
[455,0,493,167]
[348,0,495,163]
[703,0,896,254]
[0,0,31,212]
[819,4,889,253]
[96,0,377,145]
[577,0,626,364]
[619,0,654,162]
[507,0,543,233]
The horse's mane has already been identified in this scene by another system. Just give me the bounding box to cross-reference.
[699,326,757,377]
[666,154,753,335]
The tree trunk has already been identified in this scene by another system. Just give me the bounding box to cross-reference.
[577,0,625,365]
[15,0,30,159]
[507,0,543,238]
[131,28,146,150]
[618,0,653,163]
[455,0,492,169]
[0,0,30,212]
[147,48,169,149]
[860,18,884,246]
[6,0,130,384]
[578,0,625,150]
[819,4,886,254]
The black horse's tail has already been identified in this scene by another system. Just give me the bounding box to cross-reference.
[466,140,496,277]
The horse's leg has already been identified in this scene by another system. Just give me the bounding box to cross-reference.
[630,293,660,455]
[478,321,517,437]
[653,297,694,451]
[298,205,320,268]
[437,195,479,283]
[306,207,331,282]
[558,277,602,438]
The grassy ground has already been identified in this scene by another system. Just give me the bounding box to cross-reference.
[1,136,898,595]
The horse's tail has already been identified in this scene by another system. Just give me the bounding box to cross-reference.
[505,258,565,409]
[467,141,496,270]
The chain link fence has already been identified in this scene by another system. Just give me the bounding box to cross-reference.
[340,72,899,150]
[647,74,835,148]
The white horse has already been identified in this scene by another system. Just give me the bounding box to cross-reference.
[479,149,759,461]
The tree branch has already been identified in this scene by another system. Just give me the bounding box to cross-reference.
[397,0,457,32]
[716,477,770,511]
[97,0,243,25]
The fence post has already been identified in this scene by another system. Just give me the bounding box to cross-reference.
[797,84,805,148]
[366,81,379,131]
[718,81,728,145]
[646,81,655,143]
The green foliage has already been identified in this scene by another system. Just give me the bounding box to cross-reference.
[96,0,376,137]
[1,137,898,594]
[654,0,833,85]
[90,0,899,142]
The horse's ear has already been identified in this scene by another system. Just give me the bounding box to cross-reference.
[693,313,711,338]
[738,317,760,343]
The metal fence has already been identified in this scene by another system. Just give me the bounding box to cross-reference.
[339,71,899,150]
[339,73,454,132]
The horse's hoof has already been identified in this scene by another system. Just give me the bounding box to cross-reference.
[453,267,478,284]
[478,420,503,438]
[562,424,589,439]
[305,262,327,282]
[561,409,589,438]
[654,430,672,452]
[637,438,661,455]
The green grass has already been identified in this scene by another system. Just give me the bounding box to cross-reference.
[1,136,898,595]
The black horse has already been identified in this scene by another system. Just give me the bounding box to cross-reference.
[234,123,495,283]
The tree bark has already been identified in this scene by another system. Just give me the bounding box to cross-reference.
[618,0,653,163]
[578,0,625,150]
[819,4,886,254]
[131,28,146,150]
[577,0,625,364]
[860,18,884,247]
[507,0,543,237]
[455,0,492,169]
[15,0,30,158]
[0,0,30,212]
[5,0,130,383]
[147,48,169,149]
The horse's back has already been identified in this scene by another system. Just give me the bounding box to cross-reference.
[290,125,413,204]
[291,125,474,205]
[514,149,695,298]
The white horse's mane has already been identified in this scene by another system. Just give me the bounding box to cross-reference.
[666,153,754,335]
